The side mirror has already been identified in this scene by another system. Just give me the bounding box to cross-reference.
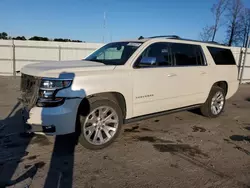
[139,57,156,66]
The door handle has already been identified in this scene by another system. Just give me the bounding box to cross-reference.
[167,73,177,77]
[200,71,206,75]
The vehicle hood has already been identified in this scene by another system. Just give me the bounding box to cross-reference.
[20,60,116,78]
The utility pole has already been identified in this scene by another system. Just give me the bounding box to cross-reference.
[102,11,106,43]
[110,32,112,42]
[12,39,16,77]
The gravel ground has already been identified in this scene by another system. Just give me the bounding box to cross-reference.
[0,76,250,188]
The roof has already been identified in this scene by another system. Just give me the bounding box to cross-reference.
[122,35,228,47]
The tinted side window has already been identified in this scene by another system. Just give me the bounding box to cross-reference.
[136,42,173,67]
[171,43,205,66]
[207,47,236,65]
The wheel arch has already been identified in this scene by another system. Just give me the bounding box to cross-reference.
[202,81,228,104]
[77,91,127,119]
[212,81,228,96]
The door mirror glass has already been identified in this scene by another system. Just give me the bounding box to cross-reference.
[139,57,156,66]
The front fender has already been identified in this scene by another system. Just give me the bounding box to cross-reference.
[56,72,133,118]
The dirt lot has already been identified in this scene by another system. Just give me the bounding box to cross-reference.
[0,76,249,188]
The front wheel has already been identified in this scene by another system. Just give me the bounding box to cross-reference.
[200,86,226,118]
[78,98,123,150]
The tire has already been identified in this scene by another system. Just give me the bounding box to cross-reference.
[78,98,123,150]
[200,86,226,118]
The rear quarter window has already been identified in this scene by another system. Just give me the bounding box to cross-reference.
[207,46,236,65]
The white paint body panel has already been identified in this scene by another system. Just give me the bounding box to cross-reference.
[22,38,239,135]
[132,66,211,117]
[21,60,116,77]
[27,99,82,135]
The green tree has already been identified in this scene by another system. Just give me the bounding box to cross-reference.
[0,32,8,39]
[54,38,71,42]
[12,36,26,40]
[29,36,49,41]
[72,40,83,42]
[54,38,82,42]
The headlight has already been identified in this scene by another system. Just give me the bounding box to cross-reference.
[40,80,72,90]
[37,78,72,107]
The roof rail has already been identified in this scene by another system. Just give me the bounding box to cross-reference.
[149,35,181,39]
[183,39,228,46]
[138,35,181,40]
[206,41,227,46]
[137,35,227,46]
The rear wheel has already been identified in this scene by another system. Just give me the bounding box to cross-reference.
[78,98,123,150]
[200,86,226,118]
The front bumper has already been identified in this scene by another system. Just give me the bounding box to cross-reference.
[22,98,82,135]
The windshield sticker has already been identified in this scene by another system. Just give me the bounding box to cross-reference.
[127,42,142,47]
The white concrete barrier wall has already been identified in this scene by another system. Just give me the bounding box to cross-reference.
[0,40,250,83]
[0,40,103,75]
[0,40,13,75]
[231,47,250,83]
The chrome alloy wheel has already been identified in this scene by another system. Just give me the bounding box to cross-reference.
[83,106,119,145]
[211,91,224,115]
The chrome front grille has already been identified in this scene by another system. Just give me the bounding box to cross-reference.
[20,74,41,109]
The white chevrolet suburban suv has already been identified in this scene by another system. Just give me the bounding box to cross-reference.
[20,36,239,149]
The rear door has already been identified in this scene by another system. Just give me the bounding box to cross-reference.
[169,42,210,105]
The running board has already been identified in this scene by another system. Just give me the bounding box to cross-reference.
[124,104,201,124]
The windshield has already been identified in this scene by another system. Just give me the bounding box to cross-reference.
[85,42,143,65]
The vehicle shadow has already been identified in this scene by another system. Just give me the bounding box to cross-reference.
[0,102,34,188]
[244,126,250,131]
[0,71,87,188]
[43,133,78,188]
[43,72,88,188]
[188,108,202,116]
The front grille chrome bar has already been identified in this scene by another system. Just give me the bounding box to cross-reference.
[20,74,41,110]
